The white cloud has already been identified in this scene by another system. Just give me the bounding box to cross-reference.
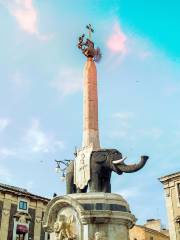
[52,68,82,96]
[113,112,134,120]
[25,119,65,153]
[140,128,163,139]
[163,83,180,96]
[12,72,24,86]
[10,72,29,89]
[116,187,140,199]
[110,130,129,139]
[0,118,10,132]
[0,147,16,158]
[113,112,134,127]
[108,112,134,139]
[25,180,34,191]
[0,166,12,183]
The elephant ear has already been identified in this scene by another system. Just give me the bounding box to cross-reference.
[92,151,108,163]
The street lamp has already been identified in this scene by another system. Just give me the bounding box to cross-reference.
[55,160,71,181]
[55,160,61,173]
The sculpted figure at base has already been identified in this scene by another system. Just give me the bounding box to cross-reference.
[54,215,77,240]
[88,231,107,240]
[94,232,107,240]
[66,149,148,194]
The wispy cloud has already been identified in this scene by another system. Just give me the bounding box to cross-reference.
[116,187,140,199]
[139,50,153,60]
[113,112,134,120]
[0,118,10,132]
[163,83,180,96]
[5,0,38,35]
[107,21,127,54]
[0,147,16,158]
[25,180,34,191]
[139,128,163,140]
[10,72,29,89]
[110,112,163,141]
[113,112,134,119]
[25,119,65,153]
[0,166,12,183]
[52,68,82,96]
[12,72,24,87]
[2,0,52,40]
[109,112,134,139]
[113,112,134,127]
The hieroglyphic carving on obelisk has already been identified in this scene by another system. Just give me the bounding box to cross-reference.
[74,25,102,189]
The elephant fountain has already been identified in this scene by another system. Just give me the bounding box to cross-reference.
[44,26,149,240]
[66,149,148,194]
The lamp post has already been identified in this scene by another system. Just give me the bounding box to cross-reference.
[55,160,71,181]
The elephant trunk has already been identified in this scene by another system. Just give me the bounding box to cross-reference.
[114,155,148,173]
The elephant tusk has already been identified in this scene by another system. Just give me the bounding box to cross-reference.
[113,157,127,165]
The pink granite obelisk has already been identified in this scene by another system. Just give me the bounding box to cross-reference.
[75,26,101,189]
[82,57,100,150]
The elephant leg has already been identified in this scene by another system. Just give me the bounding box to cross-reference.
[102,179,111,193]
[89,172,101,192]
[66,173,76,194]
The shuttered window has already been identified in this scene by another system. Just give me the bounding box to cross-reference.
[19,200,27,210]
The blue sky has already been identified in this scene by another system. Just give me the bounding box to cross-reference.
[0,0,180,227]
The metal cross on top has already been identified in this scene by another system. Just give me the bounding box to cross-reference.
[86,24,94,40]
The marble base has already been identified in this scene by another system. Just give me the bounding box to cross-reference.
[43,192,136,240]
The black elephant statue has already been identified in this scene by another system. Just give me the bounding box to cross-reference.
[66,149,148,194]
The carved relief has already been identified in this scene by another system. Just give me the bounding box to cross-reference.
[94,232,107,240]
[74,146,92,190]
[19,214,27,224]
[14,212,31,224]
[54,207,80,240]
[35,217,42,223]
[3,209,10,216]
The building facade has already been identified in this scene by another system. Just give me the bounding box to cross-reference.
[129,219,169,240]
[159,171,180,240]
[0,183,50,240]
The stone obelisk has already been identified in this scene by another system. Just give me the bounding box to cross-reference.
[74,25,102,190]
[82,57,100,149]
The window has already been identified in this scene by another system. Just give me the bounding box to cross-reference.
[19,200,27,210]
[17,198,29,213]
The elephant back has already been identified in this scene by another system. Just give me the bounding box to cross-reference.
[91,149,122,164]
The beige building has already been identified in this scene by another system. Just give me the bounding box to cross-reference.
[159,171,180,240]
[129,219,169,240]
[0,182,50,240]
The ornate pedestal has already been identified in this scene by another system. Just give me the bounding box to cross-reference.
[43,193,136,240]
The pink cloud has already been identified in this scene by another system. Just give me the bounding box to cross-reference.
[8,0,38,34]
[107,22,127,53]
[2,0,53,40]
